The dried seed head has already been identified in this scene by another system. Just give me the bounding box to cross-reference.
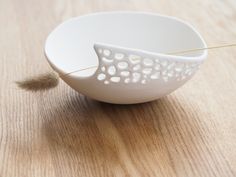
[16,72,59,91]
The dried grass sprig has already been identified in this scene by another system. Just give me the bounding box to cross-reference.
[16,72,59,91]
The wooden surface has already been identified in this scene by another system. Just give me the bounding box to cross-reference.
[0,0,236,176]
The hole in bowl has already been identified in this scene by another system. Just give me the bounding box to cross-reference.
[103,49,111,57]
[117,62,128,70]
[114,53,125,60]
[110,77,121,83]
[129,55,141,64]
[97,73,106,80]
[107,65,116,75]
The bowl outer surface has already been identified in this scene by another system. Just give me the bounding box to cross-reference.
[45,12,207,104]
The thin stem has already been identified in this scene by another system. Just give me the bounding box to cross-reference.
[63,65,97,76]
[168,43,236,55]
[62,43,236,76]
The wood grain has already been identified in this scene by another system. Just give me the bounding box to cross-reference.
[0,0,236,176]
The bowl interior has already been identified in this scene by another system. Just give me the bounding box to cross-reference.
[45,12,206,76]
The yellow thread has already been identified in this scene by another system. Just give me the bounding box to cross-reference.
[169,43,236,55]
[63,65,97,76]
[62,43,236,76]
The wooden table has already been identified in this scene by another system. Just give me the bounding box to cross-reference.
[0,0,236,176]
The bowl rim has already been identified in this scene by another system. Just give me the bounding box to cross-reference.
[45,11,208,75]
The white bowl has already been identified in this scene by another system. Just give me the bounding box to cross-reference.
[45,12,207,104]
